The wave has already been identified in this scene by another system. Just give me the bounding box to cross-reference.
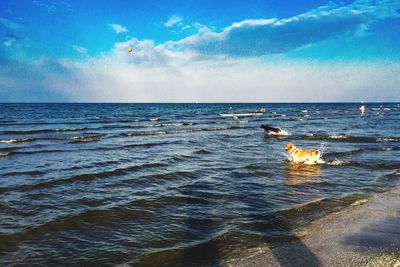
[324,159,400,169]
[329,134,346,139]
[0,120,99,126]
[0,150,12,157]
[67,135,100,143]
[116,119,140,123]
[0,162,169,193]
[323,146,400,158]
[0,205,156,245]
[126,131,168,136]
[194,148,213,155]
[41,134,102,142]
[151,170,198,180]
[264,129,290,137]
[0,142,113,157]
[154,122,194,127]
[376,137,399,142]
[102,122,195,130]
[382,171,400,179]
[325,159,348,166]
[124,127,231,137]
[5,140,182,157]
[286,134,400,143]
[0,138,35,144]
[371,108,387,111]
[230,120,249,124]
[2,170,45,177]
[1,127,87,135]
[121,140,182,149]
[0,120,17,123]
[11,149,71,156]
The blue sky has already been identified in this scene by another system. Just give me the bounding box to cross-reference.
[0,0,399,102]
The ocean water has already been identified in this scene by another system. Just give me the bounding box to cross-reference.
[0,103,399,266]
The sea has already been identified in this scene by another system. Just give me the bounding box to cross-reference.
[0,103,399,266]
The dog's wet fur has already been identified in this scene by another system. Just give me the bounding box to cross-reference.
[260,124,282,135]
[284,143,321,164]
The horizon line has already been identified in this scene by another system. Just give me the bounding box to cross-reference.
[0,101,399,104]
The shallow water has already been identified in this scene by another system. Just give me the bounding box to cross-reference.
[0,103,399,266]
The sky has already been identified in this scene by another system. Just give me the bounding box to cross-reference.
[0,0,399,102]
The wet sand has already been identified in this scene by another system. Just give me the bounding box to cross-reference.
[225,187,400,267]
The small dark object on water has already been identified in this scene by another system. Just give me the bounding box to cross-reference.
[260,124,282,135]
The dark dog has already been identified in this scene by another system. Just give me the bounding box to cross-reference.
[260,124,282,135]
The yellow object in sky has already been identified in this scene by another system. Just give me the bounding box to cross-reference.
[128,47,133,53]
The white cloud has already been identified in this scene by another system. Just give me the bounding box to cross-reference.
[2,47,399,102]
[68,59,400,102]
[181,25,191,31]
[173,0,400,56]
[163,15,208,33]
[108,23,129,34]
[73,45,88,55]
[164,15,183,28]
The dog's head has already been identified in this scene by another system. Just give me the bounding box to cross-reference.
[260,124,266,129]
[284,143,295,152]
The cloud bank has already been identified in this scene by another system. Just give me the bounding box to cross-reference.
[175,0,400,56]
[2,54,399,102]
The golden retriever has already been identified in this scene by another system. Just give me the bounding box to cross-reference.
[284,143,321,164]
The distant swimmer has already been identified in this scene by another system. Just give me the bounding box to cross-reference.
[260,124,282,135]
[260,107,267,113]
[359,103,365,114]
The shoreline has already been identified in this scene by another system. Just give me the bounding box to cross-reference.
[225,186,400,267]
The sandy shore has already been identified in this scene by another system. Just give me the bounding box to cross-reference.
[225,187,400,267]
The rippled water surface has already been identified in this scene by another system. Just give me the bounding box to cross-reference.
[1,103,399,266]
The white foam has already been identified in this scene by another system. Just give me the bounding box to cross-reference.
[278,130,290,136]
[329,134,346,139]
[281,152,292,161]
[266,129,290,136]
[0,138,32,144]
[377,138,398,142]
[304,160,319,165]
[0,139,18,144]
[232,120,248,123]
[327,159,346,166]
[155,123,184,127]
